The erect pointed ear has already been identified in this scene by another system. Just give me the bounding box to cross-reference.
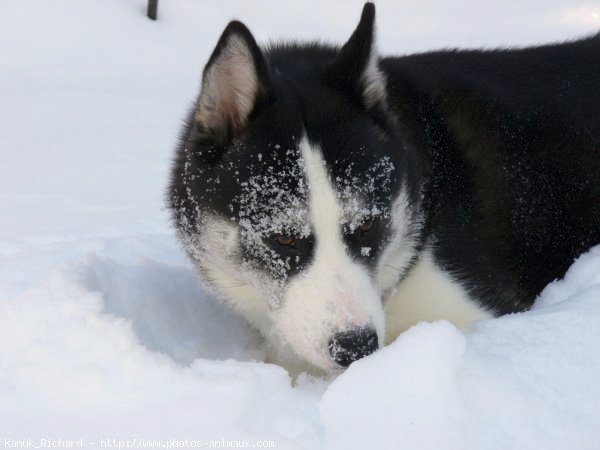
[195,21,271,141]
[326,3,386,110]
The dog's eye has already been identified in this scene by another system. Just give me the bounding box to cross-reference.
[360,219,374,233]
[275,235,296,247]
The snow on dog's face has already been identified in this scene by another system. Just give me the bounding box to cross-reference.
[169,3,423,372]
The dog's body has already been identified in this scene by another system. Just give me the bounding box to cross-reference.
[168,4,600,375]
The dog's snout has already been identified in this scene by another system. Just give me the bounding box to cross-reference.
[328,327,379,367]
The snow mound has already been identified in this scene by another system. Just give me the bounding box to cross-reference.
[2,243,599,448]
[321,246,600,450]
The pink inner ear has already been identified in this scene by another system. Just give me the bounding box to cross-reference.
[198,35,260,134]
[216,72,241,131]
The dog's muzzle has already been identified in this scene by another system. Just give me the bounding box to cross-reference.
[328,327,379,367]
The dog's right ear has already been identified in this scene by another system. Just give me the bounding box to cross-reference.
[325,3,387,111]
[195,21,271,142]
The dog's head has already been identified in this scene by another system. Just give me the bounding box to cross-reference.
[169,3,423,372]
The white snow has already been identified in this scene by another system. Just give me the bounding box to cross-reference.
[1,0,599,448]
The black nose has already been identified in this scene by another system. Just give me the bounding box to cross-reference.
[328,327,379,367]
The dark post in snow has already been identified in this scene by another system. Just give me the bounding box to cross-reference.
[147,0,158,20]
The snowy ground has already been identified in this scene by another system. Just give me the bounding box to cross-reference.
[1,1,600,448]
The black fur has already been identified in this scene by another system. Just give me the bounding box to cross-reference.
[383,35,600,313]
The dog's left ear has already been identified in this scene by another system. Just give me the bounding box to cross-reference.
[326,2,387,110]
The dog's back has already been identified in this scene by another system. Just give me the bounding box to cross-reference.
[379,36,600,311]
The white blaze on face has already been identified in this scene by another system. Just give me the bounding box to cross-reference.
[270,136,385,371]
[376,187,421,293]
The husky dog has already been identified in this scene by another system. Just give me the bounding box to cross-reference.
[168,3,600,375]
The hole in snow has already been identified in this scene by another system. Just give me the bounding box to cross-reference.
[80,255,264,365]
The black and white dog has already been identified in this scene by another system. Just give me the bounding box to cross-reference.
[168,3,600,375]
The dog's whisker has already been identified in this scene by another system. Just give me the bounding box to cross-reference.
[213,283,248,289]
[384,264,402,273]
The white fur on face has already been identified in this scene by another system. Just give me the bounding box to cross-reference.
[269,137,385,371]
[179,215,271,333]
[377,188,416,292]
